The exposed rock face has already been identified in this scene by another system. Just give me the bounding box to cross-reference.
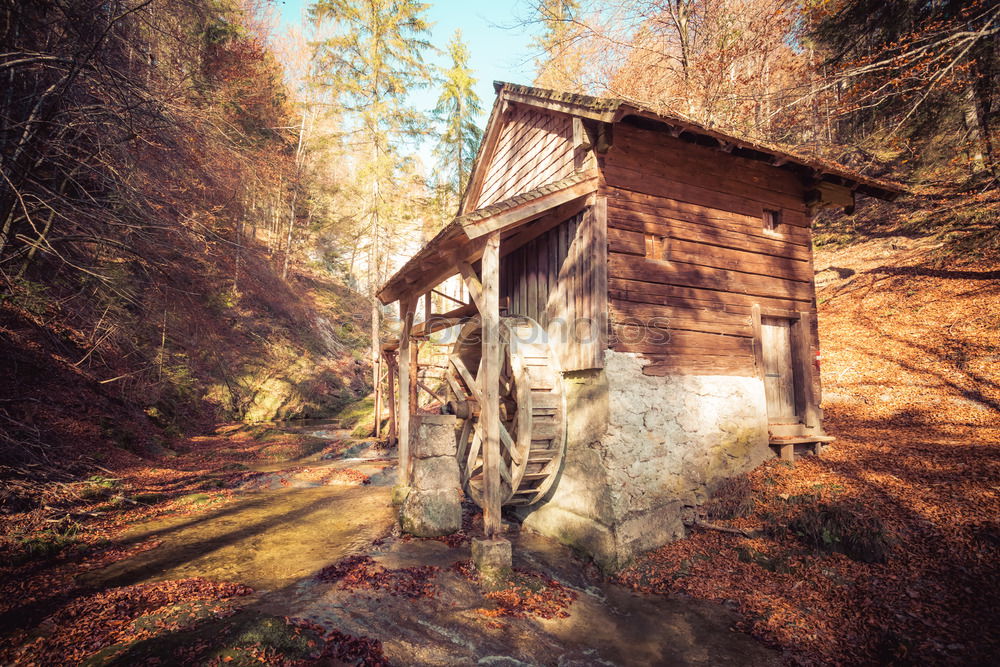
[519,350,771,570]
[399,415,463,538]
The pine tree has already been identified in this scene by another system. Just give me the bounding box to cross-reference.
[433,29,483,206]
[309,0,434,388]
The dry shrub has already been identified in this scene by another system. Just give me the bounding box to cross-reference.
[790,501,893,563]
[706,475,755,520]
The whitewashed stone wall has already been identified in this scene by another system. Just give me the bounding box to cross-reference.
[520,350,772,570]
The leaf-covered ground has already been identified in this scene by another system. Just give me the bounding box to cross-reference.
[618,237,1000,664]
[0,427,389,665]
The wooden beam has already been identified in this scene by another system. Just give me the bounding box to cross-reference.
[461,176,598,240]
[573,117,595,171]
[794,311,821,428]
[500,197,589,257]
[382,302,480,350]
[750,303,765,382]
[410,340,418,412]
[432,288,467,308]
[593,196,609,355]
[596,122,614,153]
[385,353,397,446]
[397,297,416,485]
[480,231,502,538]
[457,260,486,313]
[373,355,382,438]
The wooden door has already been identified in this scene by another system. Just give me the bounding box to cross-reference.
[761,317,797,423]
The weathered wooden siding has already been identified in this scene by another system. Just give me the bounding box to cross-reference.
[477,105,574,209]
[602,120,819,383]
[501,205,607,372]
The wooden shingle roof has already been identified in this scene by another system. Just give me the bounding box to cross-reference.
[493,82,905,202]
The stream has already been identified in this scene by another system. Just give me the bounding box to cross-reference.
[79,421,778,665]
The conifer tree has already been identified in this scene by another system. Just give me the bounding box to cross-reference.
[433,29,483,205]
[309,0,434,387]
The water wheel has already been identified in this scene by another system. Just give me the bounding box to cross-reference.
[444,315,565,507]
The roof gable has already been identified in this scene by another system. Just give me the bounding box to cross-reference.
[470,82,905,203]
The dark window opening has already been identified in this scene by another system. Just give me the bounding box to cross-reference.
[763,209,782,233]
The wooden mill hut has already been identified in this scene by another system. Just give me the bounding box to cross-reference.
[378,82,902,569]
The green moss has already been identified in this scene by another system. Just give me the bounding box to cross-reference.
[13,520,80,564]
[131,492,167,505]
[177,493,212,506]
[334,396,374,428]
[789,501,894,563]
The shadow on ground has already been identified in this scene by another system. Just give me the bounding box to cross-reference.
[6,433,779,665]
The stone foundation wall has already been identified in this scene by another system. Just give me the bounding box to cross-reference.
[519,350,772,570]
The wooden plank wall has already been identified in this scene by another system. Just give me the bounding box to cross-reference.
[477,105,575,209]
[602,121,819,381]
[500,207,607,372]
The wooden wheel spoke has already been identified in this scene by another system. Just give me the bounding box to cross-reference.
[456,416,473,469]
[466,426,482,476]
[473,421,512,483]
[449,354,481,401]
[450,316,564,508]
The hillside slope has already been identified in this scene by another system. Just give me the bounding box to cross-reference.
[1,253,371,514]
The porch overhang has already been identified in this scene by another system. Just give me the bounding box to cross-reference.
[377,172,597,305]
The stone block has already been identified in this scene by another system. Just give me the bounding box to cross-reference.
[412,455,460,492]
[472,537,512,574]
[400,488,461,537]
[411,414,458,458]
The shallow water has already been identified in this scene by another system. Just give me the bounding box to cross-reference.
[79,424,778,664]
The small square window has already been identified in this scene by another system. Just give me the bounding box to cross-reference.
[763,209,782,233]
[645,233,670,261]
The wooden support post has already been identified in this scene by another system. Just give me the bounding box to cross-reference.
[373,355,382,438]
[398,298,416,486]
[780,443,795,463]
[481,231,502,538]
[593,195,609,353]
[386,353,397,446]
[410,340,419,411]
[795,311,821,429]
[751,304,764,381]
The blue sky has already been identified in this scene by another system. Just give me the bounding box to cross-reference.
[271,0,543,133]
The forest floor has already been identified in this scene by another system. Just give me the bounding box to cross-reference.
[618,235,1000,664]
[0,424,777,666]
